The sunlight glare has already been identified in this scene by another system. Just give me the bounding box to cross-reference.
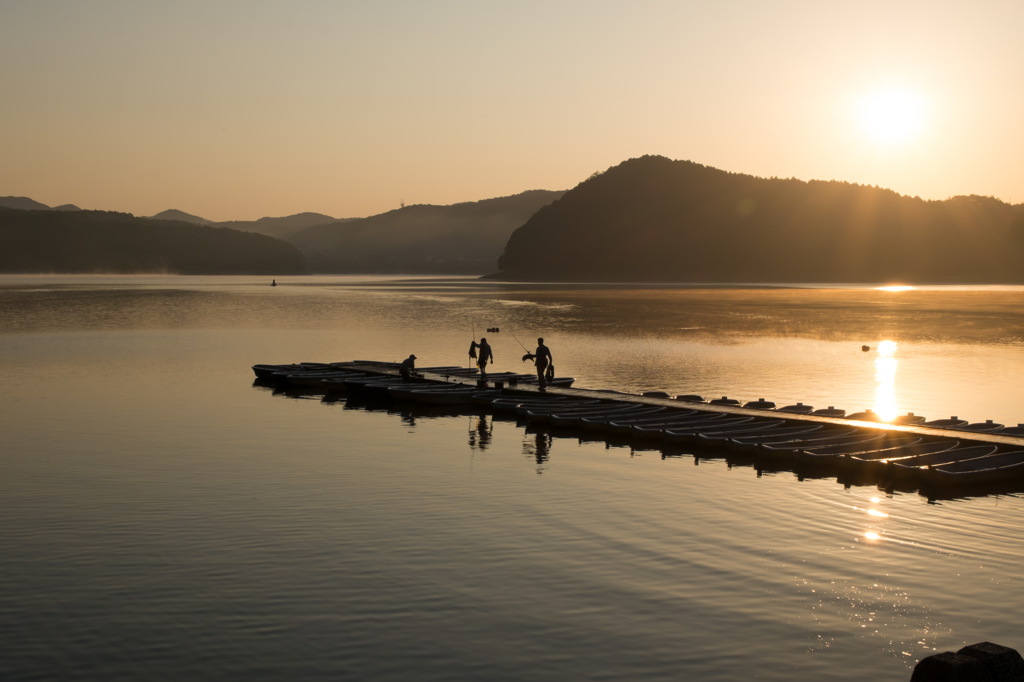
[864,532,881,541]
[874,340,899,422]
[859,90,926,145]
[877,286,915,292]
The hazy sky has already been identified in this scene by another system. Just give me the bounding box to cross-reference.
[2,0,1022,221]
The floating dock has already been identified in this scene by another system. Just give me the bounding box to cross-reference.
[253,360,1024,498]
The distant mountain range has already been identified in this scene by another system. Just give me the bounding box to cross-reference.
[0,208,305,275]
[0,190,564,275]
[287,190,565,274]
[0,196,82,212]
[496,156,1024,283]
[147,209,347,239]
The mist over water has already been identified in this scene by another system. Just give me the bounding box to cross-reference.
[2,275,1023,681]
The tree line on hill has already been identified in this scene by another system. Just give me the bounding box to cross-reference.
[286,190,566,274]
[496,156,1024,283]
[0,208,305,275]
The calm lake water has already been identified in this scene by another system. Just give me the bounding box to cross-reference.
[2,275,1023,681]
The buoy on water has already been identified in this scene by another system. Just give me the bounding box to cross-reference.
[862,345,870,352]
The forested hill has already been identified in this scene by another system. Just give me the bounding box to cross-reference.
[287,190,565,274]
[496,156,1024,283]
[0,208,306,275]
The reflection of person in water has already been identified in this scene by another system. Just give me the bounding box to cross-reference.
[471,338,493,379]
[400,354,418,382]
[523,338,553,391]
[524,431,551,469]
[469,416,492,451]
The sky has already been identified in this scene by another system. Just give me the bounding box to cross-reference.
[2,0,1022,221]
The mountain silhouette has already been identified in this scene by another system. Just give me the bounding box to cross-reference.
[0,208,305,275]
[496,156,1024,283]
[220,212,347,239]
[287,190,565,274]
[0,196,81,211]
[148,209,216,226]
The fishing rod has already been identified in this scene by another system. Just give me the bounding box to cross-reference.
[506,327,531,356]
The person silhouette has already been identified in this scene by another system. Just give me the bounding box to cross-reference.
[271,279,277,287]
[523,337,553,391]
[400,354,418,382]
[471,337,493,379]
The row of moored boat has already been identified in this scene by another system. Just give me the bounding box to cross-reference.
[252,362,1024,490]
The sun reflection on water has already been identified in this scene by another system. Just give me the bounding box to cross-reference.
[876,285,915,292]
[874,340,899,421]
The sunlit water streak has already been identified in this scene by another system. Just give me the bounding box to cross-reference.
[2,276,1024,681]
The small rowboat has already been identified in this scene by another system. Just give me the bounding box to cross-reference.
[640,391,670,398]
[549,404,650,428]
[407,388,481,405]
[524,403,636,424]
[995,424,1024,437]
[845,410,881,422]
[810,406,845,417]
[492,398,592,411]
[924,450,1024,486]
[743,399,776,410]
[630,415,743,440]
[957,420,1004,433]
[579,407,670,430]
[252,363,305,379]
[843,440,959,473]
[797,436,922,466]
[776,403,814,414]
[662,418,774,444]
[891,413,926,425]
[389,384,472,401]
[515,400,620,418]
[923,417,968,429]
[883,445,999,485]
[709,396,741,406]
[522,377,576,388]
[690,419,787,443]
[602,409,724,436]
[285,371,364,387]
[674,394,706,403]
[603,410,706,435]
[760,433,882,460]
[726,424,829,451]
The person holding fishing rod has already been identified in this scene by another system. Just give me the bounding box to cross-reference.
[468,337,494,379]
[521,337,553,392]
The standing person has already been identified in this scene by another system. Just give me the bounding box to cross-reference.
[523,338,553,391]
[399,354,418,382]
[471,337,493,379]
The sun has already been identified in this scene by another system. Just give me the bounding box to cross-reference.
[858,89,926,145]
